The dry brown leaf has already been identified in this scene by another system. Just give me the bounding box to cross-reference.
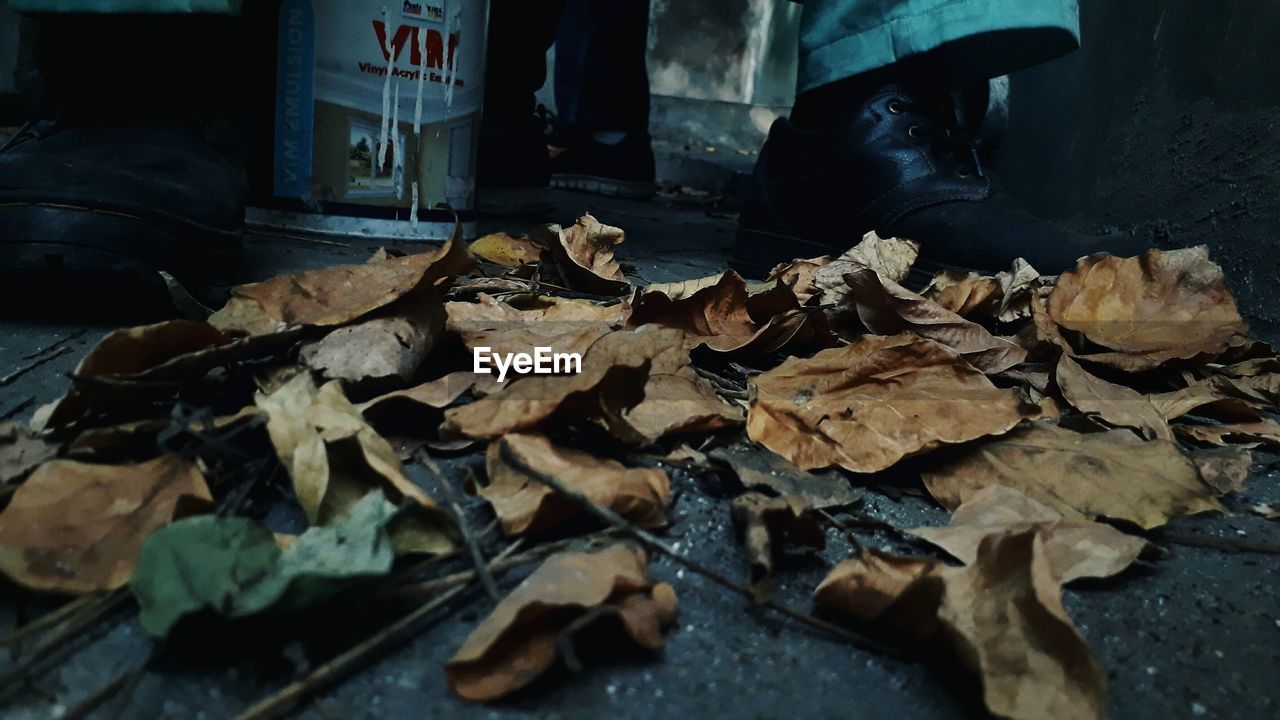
[64,408,262,461]
[994,258,1049,322]
[1054,355,1172,441]
[748,333,1037,473]
[469,231,543,268]
[920,259,1046,323]
[815,531,1109,720]
[709,445,864,510]
[358,372,500,440]
[829,232,920,283]
[1149,373,1276,422]
[300,288,445,388]
[765,233,920,306]
[0,455,212,593]
[536,214,629,294]
[766,256,830,304]
[923,422,1221,529]
[441,327,686,442]
[731,492,824,596]
[623,368,744,443]
[0,422,58,485]
[922,271,1001,317]
[909,485,1148,584]
[1149,380,1259,423]
[1047,247,1248,370]
[35,320,301,430]
[445,543,677,701]
[446,293,628,361]
[360,371,498,416]
[1187,446,1253,494]
[255,373,455,555]
[480,434,670,535]
[629,271,834,356]
[843,268,1026,374]
[212,229,472,333]
[1173,419,1280,450]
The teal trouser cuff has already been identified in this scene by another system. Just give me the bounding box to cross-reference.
[798,0,1080,93]
[9,0,240,12]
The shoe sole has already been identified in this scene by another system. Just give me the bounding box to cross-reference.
[550,174,656,200]
[0,203,241,319]
[476,187,556,217]
[733,225,974,291]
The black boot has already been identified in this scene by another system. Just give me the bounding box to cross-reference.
[475,107,555,216]
[733,84,1148,279]
[549,129,656,199]
[0,16,248,318]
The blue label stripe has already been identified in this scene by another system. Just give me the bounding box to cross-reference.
[273,0,316,199]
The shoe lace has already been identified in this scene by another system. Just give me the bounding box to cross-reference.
[894,93,985,179]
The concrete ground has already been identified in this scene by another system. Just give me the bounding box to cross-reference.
[1,191,1279,720]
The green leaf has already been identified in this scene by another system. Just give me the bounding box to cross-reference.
[131,491,398,637]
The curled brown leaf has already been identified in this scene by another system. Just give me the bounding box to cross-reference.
[480,434,670,535]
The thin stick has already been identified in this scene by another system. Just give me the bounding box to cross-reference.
[0,591,130,694]
[1,396,34,421]
[820,507,918,541]
[61,649,151,720]
[417,452,499,602]
[1159,530,1280,555]
[234,540,524,720]
[496,447,902,658]
[0,346,73,386]
[0,596,96,648]
[382,529,623,602]
[20,329,87,360]
[817,509,866,553]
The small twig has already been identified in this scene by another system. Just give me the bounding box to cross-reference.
[19,329,87,360]
[1,596,95,648]
[383,529,623,602]
[1159,530,1280,555]
[817,509,866,553]
[61,649,151,720]
[0,591,131,695]
[498,447,902,658]
[0,346,73,387]
[1,397,35,421]
[501,275,615,301]
[234,540,525,720]
[417,452,499,602]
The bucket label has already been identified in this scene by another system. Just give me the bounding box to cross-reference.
[273,0,316,199]
[401,0,445,22]
[267,0,484,239]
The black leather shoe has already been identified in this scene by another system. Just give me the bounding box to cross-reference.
[549,130,656,199]
[476,110,555,216]
[0,116,245,317]
[733,85,1148,279]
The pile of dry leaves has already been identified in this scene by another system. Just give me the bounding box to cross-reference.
[1,213,1277,719]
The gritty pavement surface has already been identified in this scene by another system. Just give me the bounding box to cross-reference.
[1,192,1278,720]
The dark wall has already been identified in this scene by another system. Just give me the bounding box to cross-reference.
[997,0,1280,321]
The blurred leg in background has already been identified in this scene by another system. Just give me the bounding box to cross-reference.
[477,0,654,214]
[476,0,566,215]
[548,0,655,200]
[734,0,1148,279]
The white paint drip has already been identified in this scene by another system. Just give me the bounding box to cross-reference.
[413,28,428,135]
[392,82,403,199]
[411,181,420,227]
[443,4,462,115]
[377,6,394,172]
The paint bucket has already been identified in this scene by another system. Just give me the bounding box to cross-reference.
[249,0,488,240]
